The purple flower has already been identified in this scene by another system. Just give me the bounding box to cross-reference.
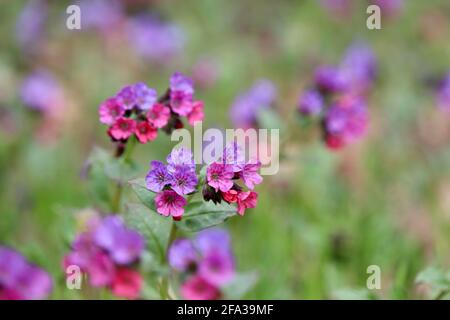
[16,0,47,54]
[298,90,324,115]
[20,70,61,112]
[127,15,185,63]
[341,42,377,93]
[325,96,368,145]
[76,0,123,32]
[116,85,136,110]
[170,167,198,195]
[195,229,231,255]
[166,147,196,173]
[239,162,263,190]
[371,0,404,17]
[230,79,277,128]
[170,72,195,116]
[134,82,157,111]
[207,163,234,192]
[168,239,198,271]
[198,250,235,286]
[146,161,171,192]
[0,247,52,300]
[94,216,145,265]
[437,72,450,112]
[314,65,349,93]
[154,190,187,220]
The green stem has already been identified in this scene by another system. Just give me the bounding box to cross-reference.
[160,222,178,299]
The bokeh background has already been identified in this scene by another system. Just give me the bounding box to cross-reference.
[1,0,450,299]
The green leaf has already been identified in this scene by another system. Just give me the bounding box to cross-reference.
[416,266,450,299]
[175,200,237,232]
[222,272,258,299]
[129,178,156,211]
[124,203,171,260]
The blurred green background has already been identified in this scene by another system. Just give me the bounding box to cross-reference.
[1,0,450,299]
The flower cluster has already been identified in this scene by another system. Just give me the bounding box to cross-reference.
[436,71,450,112]
[98,72,204,148]
[203,143,262,216]
[168,229,235,300]
[145,148,198,220]
[63,216,145,299]
[297,42,376,150]
[230,79,277,129]
[0,246,52,300]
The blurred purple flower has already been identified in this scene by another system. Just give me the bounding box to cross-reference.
[314,65,349,93]
[230,79,277,128]
[370,0,404,17]
[127,15,185,64]
[134,82,157,111]
[168,239,198,271]
[0,247,52,300]
[341,42,377,93]
[20,70,62,112]
[170,72,195,116]
[16,0,47,54]
[166,147,196,173]
[76,0,124,32]
[298,89,324,115]
[437,72,450,112]
[94,216,145,265]
[195,229,232,256]
[198,250,235,286]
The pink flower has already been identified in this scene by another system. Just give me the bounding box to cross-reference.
[206,163,234,192]
[239,162,263,190]
[111,268,142,300]
[221,189,238,203]
[147,103,170,128]
[108,117,136,140]
[135,121,157,144]
[187,101,204,125]
[237,191,258,216]
[155,190,187,220]
[181,275,221,300]
[99,97,124,125]
[87,252,116,287]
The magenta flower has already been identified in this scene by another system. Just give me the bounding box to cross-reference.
[324,96,368,148]
[239,162,263,190]
[0,247,52,300]
[99,97,124,125]
[170,72,195,116]
[108,117,136,140]
[155,190,187,220]
[145,161,171,192]
[134,82,157,111]
[198,251,235,286]
[170,166,198,195]
[168,239,198,271]
[85,251,116,287]
[237,191,258,216]
[111,268,143,300]
[187,101,205,125]
[207,163,234,192]
[135,121,158,144]
[181,275,221,300]
[147,103,171,128]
